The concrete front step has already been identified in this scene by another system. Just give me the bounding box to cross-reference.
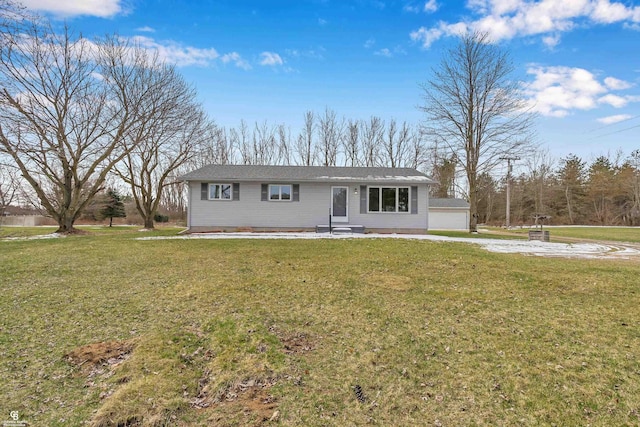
[316,225,365,234]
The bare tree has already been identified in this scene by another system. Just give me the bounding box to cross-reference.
[198,125,235,167]
[628,150,640,224]
[317,108,343,166]
[524,148,555,215]
[381,119,413,168]
[587,156,616,224]
[236,120,253,165]
[556,154,586,224]
[252,121,277,165]
[407,128,427,170]
[277,123,292,165]
[0,160,18,219]
[420,32,535,232]
[0,23,144,233]
[1,0,30,39]
[343,119,361,167]
[295,110,315,166]
[361,116,384,167]
[113,49,210,229]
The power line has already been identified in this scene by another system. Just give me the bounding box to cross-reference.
[499,156,519,228]
[587,123,640,140]
[585,114,640,134]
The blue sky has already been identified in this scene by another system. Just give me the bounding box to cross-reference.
[19,0,640,164]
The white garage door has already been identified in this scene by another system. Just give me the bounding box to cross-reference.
[429,209,468,230]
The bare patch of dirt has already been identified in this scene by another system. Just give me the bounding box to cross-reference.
[189,328,315,424]
[65,340,135,374]
[226,386,277,423]
[279,331,315,355]
[192,377,279,426]
[267,325,317,355]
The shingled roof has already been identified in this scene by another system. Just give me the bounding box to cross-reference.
[180,165,436,184]
[429,198,470,208]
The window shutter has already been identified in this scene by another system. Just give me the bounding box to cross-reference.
[233,183,240,201]
[261,184,268,201]
[201,183,208,200]
[411,186,418,214]
[360,185,367,214]
[292,184,300,201]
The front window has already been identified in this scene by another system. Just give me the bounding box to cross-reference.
[368,186,409,213]
[209,183,232,200]
[368,187,380,212]
[269,184,291,201]
[398,187,409,212]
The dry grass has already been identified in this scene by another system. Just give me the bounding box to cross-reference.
[1,228,639,425]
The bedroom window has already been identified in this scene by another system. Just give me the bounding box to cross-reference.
[368,186,409,213]
[209,183,232,200]
[269,184,292,201]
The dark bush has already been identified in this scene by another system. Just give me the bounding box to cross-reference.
[153,213,169,223]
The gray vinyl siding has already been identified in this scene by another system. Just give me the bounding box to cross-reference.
[188,181,429,230]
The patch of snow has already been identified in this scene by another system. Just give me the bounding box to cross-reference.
[136,232,640,259]
[1,233,64,241]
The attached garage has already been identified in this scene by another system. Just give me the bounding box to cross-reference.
[429,198,470,231]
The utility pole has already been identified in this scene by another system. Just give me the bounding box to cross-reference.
[500,156,520,228]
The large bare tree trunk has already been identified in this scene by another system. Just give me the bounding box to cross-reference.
[420,32,534,233]
[114,52,210,230]
[0,22,146,233]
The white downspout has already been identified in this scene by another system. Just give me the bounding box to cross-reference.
[187,181,191,229]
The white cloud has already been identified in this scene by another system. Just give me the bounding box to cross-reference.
[284,47,325,60]
[374,48,393,57]
[604,76,632,90]
[424,0,438,13]
[542,33,561,48]
[591,0,634,23]
[597,114,632,124]
[403,4,420,13]
[364,38,376,48]
[136,26,155,33]
[404,0,438,13]
[130,36,219,67]
[598,93,630,107]
[410,0,640,48]
[524,65,639,117]
[411,22,467,47]
[20,0,123,17]
[260,51,284,66]
[221,52,252,70]
[318,18,328,25]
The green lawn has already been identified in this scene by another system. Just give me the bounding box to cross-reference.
[1,228,640,426]
[481,226,640,243]
[535,227,640,243]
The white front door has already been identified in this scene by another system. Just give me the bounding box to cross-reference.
[331,186,348,223]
